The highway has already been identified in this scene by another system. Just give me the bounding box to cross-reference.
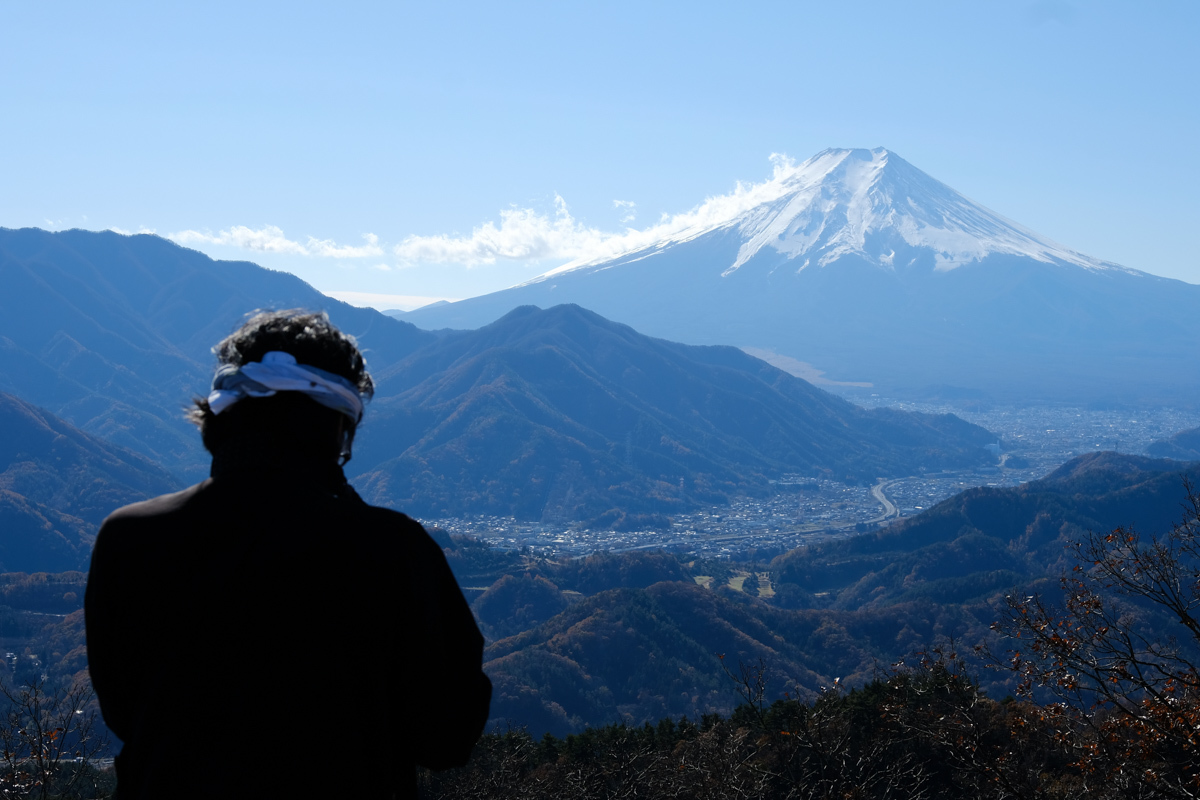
[866,478,900,525]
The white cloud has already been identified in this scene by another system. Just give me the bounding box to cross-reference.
[160,154,805,274]
[170,224,308,254]
[613,199,637,224]
[394,153,805,271]
[167,226,383,258]
[393,196,611,266]
[108,226,157,236]
[307,232,384,258]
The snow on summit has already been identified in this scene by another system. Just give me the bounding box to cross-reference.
[539,148,1127,282]
[402,146,1195,404]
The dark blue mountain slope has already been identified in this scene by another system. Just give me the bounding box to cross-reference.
[0,227,435,479]
[0,391,181,571]
[350,304,996,521]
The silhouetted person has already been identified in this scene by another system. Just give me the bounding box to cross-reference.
[85,310,491,799]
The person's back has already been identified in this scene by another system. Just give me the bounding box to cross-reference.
[85,310,491,798]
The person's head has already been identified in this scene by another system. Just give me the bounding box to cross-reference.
[190,310,375,463]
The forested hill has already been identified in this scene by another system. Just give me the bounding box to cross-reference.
[349,304,997,521]
[0,391,180,572]
[467,452,1200,736]
[1148,426,1200,461]
[0,227,434,480]
[769,451,1199,609]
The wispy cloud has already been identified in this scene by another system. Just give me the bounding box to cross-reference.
[169,225,308,254]
[162,154,802,272]
[613,199,637,224]
[392,196,608,266]
[109,226,157,236]
[168,226,384,258]
[307,233,384,258]
[394,153,804,270]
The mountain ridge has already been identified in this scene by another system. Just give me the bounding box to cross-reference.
[349,304,996,521]
[0,227,436,478]
[1147,426,1200,461]
[404,149,1198,403]
[0,390,182,571]
[0,228,1004,527]
[769,450,1199,610]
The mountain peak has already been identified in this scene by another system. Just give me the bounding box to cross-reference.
[723,146,1121,276]
[401,147,1192,403]
[539,147,1128,283]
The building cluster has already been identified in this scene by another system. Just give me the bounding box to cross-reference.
[425,405,1200,562]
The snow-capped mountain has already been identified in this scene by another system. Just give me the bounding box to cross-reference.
[543,148,1124,280]
[405,148,1199,404]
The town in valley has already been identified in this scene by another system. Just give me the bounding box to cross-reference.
[426,402,1200,560]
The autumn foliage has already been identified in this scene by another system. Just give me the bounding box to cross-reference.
[992,479,1200,796]
[431,480,1200,798]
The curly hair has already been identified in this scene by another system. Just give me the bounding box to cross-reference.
[190,310,375,459]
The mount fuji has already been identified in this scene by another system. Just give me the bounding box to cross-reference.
[405,148,1199,404]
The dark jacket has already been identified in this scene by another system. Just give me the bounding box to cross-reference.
[85,450,491,798]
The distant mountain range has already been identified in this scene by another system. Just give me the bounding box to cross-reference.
[0,228,998,527]
[403,148,1200,404]
[348,304,996,521]
[0,391,180,572]
[0,227,434,481]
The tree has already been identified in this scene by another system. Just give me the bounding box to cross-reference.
[720,655,929,799]
[993,479,1200,797]
[886,644,1069,798]
[0,676,109,799]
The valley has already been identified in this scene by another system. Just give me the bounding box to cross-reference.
[417,402,1200,559]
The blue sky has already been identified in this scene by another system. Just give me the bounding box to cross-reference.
[2,1,1196,309]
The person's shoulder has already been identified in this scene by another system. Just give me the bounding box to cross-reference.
[100,481,210,529]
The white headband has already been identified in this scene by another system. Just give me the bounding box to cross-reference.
[208,351,364,423]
